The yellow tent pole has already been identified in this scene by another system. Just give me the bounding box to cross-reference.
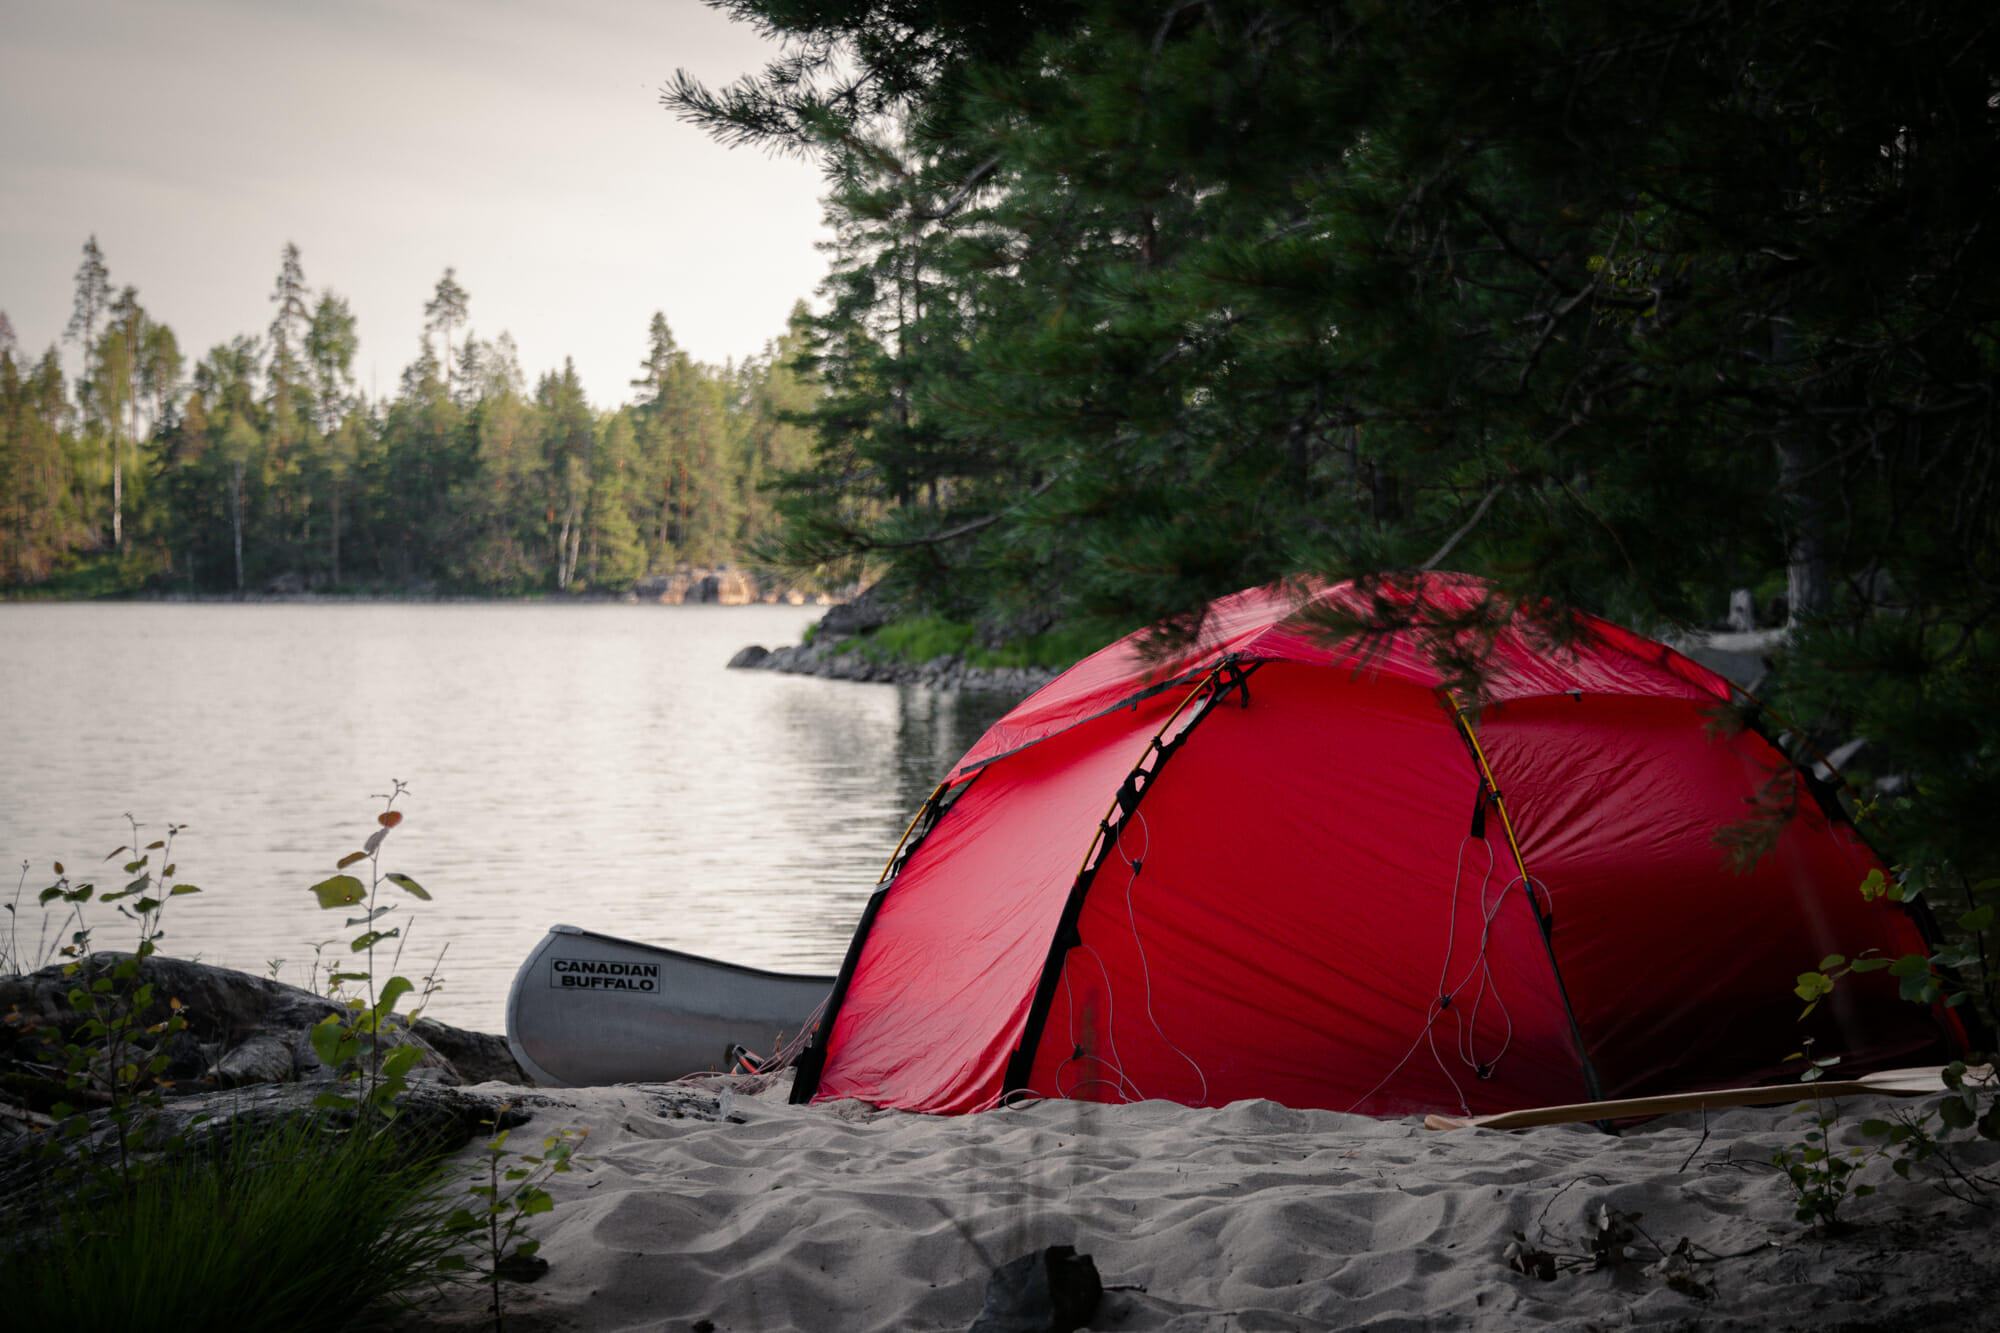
[1444,688,1605,1103]
[1445,691,1537,894]
[877,780,949,885]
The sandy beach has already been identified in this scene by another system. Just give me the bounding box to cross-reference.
[385,1077,2000,1332]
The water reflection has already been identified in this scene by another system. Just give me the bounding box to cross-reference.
[0,603,1025,1033]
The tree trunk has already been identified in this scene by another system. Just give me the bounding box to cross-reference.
[112,432,123,551]
[1770,318,1827,626]
[230,461,245,592]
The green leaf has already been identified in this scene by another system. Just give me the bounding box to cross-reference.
[1849,957,1891,973]
[1887,954,1931,977]
[1859,1119,1892,1137]
[386,872,430,900]
[513,1238,543,1258]
[374,975,415,1017]
[123,857,146,874]
[169,884,202,896]
[350,928,400,952]
[312,1091,356,1111]
[1940,1098,1975,1130]
[381,1043,423,1079]
[38,887,63,905]
[1958,905,1994,932]
[310,1015,349,1067]
[336,850,369,870]
[1817,953,1845,970]
[445,1209,481,1231]
[518,1189,554,1216]
[310,874,366,909]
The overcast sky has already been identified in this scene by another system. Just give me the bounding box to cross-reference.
[0,0,830,408]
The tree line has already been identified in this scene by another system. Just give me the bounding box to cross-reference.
[670,3,1998,911]
[0,240,816,594]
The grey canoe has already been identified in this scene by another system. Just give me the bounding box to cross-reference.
[505,924,833,1088]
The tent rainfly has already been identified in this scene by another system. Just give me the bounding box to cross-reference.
[790,575,1960,1116]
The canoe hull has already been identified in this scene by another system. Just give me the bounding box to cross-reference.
[505,924,832,1088]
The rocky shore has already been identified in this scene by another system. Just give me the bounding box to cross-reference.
[727,589,1064,697]
[0,954,527,1136]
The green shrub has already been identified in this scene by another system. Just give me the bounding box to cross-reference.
[858,613,1114,672]
[1,1115,461,1331]
[965,621,1111,671]
[868,614,978,664]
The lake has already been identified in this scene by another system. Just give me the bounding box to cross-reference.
[0,602,1018,1035]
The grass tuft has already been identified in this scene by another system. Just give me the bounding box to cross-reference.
[2,1114,461,1331]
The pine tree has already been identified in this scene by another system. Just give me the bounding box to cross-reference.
[424,268,470,400]
[64,236,115,546]
[306,291,358,584]
[675,0,2000,905]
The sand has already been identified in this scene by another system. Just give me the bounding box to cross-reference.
[389,1077,2000,1332]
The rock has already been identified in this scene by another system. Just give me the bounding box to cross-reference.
[0,1079,530,1211]
[715,569,759,605]
[968,1246,1102,1333]
[0,955,529,1098]
[412,1018,527,1086]
[727,644,771,669]
[817,586,896,638]
[215,1032,297,1087]
[1727,588,1756,632]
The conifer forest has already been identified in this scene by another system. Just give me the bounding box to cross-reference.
[6,2,1998,900]
[0,242,817,597]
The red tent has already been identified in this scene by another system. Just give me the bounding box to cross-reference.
[791,575,1957,1116]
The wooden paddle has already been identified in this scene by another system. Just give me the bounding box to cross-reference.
[1423,1064,1994,1131]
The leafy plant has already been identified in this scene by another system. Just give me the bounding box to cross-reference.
[442,1106,587,1331]
[23,818,205,1190]
[305,780,434,1121]
[1771,1040,1879,1231]
[1782,864,2000,1217]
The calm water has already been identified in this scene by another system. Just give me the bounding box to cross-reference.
[0,603,1017,1034]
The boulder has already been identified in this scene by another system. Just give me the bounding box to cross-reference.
[727,644,771,669]
[816,586,895,638]
[715,569,760,605]
[0,955,528,1100]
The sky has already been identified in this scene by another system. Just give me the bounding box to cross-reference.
[0,0,832,409]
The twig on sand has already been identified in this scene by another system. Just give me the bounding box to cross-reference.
[1679,1108,1712,1173]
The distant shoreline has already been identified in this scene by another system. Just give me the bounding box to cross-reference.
[0,594,820,606]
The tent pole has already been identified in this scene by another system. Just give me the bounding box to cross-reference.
[1445,691,1607,1104]
[877,780,950,884]
[1001,659,1245,1101]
